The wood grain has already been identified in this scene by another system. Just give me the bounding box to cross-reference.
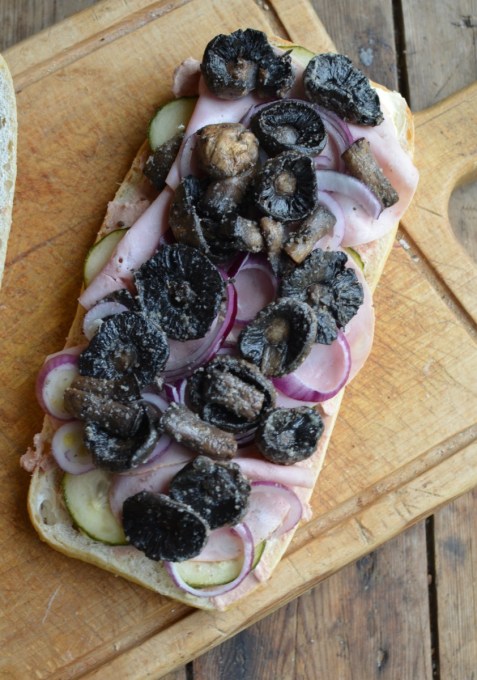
[0,0,476,678]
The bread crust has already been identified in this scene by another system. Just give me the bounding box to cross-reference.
[24,40,416,611]
[0,53,17,288]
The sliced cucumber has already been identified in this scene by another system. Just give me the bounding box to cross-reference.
[176,541,266,588]
[148,96,197,151]
[83,228,128,286]
[276,44,315,68]
[63,469,127,545]
[345,247,366,271]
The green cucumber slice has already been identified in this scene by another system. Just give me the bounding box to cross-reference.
[148,96,197,151]
[176,540,266,588]
[63,469,127,545]
[83,228,128,286]
[345,247,365,271]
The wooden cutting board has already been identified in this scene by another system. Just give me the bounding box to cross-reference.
[1,0,476,677]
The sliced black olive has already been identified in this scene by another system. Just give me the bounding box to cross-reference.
[201,28,294,100]
[279,249,364,344]
[251,100,327,156]
[143,132,184,191]
[169,456,251,530]
[123,491,209,562]
[187,355,276,433]
[254,151,318,222]
[134,244,225,340]
[256,406,324,464]
[78,312,169,387]
[197,123,259,179]
[238,298,317,376]
[161,403,237,460]
[84,402,162,472]
[169,176,210,252]
[342,137,399,208]
[303,53,383,126]
[283,204,336,264]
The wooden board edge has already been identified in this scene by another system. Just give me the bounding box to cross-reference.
[268,0,336,51]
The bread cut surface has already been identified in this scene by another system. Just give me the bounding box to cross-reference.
[0,53,17,288]
[24,40,416,611]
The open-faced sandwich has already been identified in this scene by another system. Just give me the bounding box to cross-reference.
[22,30,419,611]
[0,52,17,288]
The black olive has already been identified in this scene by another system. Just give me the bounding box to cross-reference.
[187,355,276,433]
[78,311,169,387]
[143,132,184,191]
[254,151,318,222]
[201,28,294,100]
[169,456,251,530]
[251,100,327,156]
[279,249,364,344]
[238,298,317,376]
[196,123,259,179]
[84,401,162,472]
[169,176,210,253]
[303,53,383,126]
[134,244,225,340]
[256,406,324,464]
[123,491,209,562]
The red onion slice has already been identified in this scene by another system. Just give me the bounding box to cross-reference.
[163,280,237,381]
[51,420,95,474]
[178,133,200,179]
[36,350,81,420]
[82,301,128,340]
[231,254,277,326]
[273,331,351,402]
[163,379,188,405]
[248,481,303,539]
[164,523,254,598]
[317,169,382,219]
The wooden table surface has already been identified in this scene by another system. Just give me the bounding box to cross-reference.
[1,1,476,678]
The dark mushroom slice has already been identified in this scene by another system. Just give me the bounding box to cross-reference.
[161,403,237,460]
[259,216,292,276]
[256,406,325,464]
[66,375,141,402]
[196,123,259,179]
[215,215,264,254]
[254,151,318,222]
[134,244,225,340]
[169,455,251,530]
[251,100,327,156]
[342,137,399,208]
[101,288,139,311]
[280,249,364,344]
[143,132,184,191]
[64,384,143,438]
[303,53,383,126]
[187,355,276,433]
[123,491,209,562]
[84,401,162,472]
[169,176,210,252]
[78,311,169,388]
[238,298,317,377]
[201,28,294,100]
[198,167,256,220]
[283,204,336,264]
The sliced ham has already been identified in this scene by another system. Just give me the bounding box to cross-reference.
[171,57,201,98]
[79,185,174,309]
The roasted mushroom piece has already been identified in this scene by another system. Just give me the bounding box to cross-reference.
[303,53,383,126]
[198,167,256,221]
[254,151,318,222]
[123,491,209,562]
[256,406,324,464]
[283,204,336,264]
[169,176,210,252]
[134,244,225,340]
[196,123,259,179]
[78,312,169,388]
[143,132,184,191]
[342,137,399,208]
[201,28,294,100]
[187,355,276,433]
[169,456,251,530]
[161,403,237,460]
[238,298,317,376]
[251,100,327,156]
[280,249,364,344]
[84,401,162,472]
